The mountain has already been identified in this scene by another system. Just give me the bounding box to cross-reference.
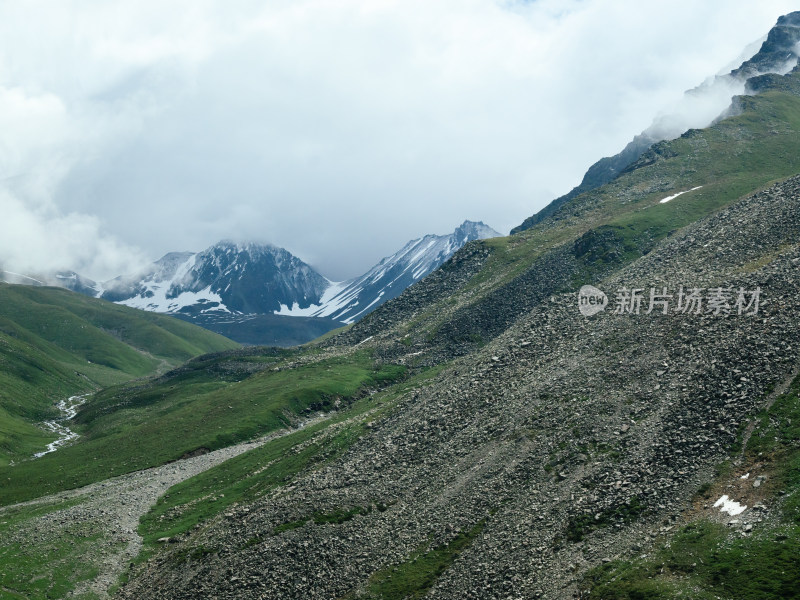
[50,271,101,296]
[5,13,800,600]
[511,10,800,234]
[1,269,100,296]
[102,13,800,598]
[276,220,500,323]
[96,243,339,346]
[102,220,499,344]
[731,11,800,78]
[102,242,329,315]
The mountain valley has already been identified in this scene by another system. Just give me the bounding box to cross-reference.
[2,11,800,600]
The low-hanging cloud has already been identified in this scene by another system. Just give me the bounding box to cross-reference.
[644,44,799,143]
[0,80,150,280]
[1,0,797,281]
[0,190,147,280]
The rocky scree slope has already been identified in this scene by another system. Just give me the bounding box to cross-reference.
[120,174,800,598]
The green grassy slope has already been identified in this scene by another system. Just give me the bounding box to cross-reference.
[503,87,800,279]
[0,283,238,465]
[0,348,405,505]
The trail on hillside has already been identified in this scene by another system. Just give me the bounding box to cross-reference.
[0,415,328,599]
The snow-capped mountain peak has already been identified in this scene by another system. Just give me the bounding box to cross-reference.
[276,220,500,323]
[101,241,329,316]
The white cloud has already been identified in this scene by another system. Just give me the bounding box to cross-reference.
[0,188,147,279]
[0,0,797,280]
[0,75,150,280]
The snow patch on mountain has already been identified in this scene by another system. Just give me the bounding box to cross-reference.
[659,186,703,204]
[275,281,349,318]
[118,284,229,314]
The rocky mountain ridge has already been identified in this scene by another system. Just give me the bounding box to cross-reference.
[275,220,500,324]
[511,10,800,234]
[100,220,498,344]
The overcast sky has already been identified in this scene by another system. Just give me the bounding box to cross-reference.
[0,0,797,281]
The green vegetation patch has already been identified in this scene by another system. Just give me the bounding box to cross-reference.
[354,520,486,599]
[0,498,106,600]
[272,505,372,534]
[582,521,800,600]
[0,351,404,506]
[566,497,646,542]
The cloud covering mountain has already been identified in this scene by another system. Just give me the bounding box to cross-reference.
[0,1,796,280]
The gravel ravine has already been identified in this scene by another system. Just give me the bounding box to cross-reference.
[0,416,329,599]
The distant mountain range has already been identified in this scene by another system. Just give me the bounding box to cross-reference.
[2,220,499,345]
[0,269,100,297]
